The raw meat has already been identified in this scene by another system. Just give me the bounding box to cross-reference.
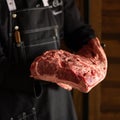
[30,38,108,93]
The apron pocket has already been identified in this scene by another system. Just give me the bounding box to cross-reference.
[21,26,59,63]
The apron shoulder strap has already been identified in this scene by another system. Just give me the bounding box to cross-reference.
[6,0,16,11]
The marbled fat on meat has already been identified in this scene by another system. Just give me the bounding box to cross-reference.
[30,38,108,93]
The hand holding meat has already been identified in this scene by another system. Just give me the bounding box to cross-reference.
[30,38,108,93]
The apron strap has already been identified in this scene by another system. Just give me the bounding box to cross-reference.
[6,0,16,11]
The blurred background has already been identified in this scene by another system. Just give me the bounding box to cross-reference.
[72,0,120,120]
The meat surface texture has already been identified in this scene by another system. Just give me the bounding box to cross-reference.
[30,38,108,93]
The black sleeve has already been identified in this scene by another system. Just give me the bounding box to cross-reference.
[64,0,96,51]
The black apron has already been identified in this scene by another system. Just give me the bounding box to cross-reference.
[0,0,78,120]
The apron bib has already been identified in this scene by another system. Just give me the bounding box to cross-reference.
[7,0,60,65]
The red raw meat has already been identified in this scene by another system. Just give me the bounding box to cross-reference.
[30,38,108,93]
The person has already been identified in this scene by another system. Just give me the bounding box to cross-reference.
[0,0,96,120]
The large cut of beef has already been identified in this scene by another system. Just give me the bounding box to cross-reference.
[30,38,108,93]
